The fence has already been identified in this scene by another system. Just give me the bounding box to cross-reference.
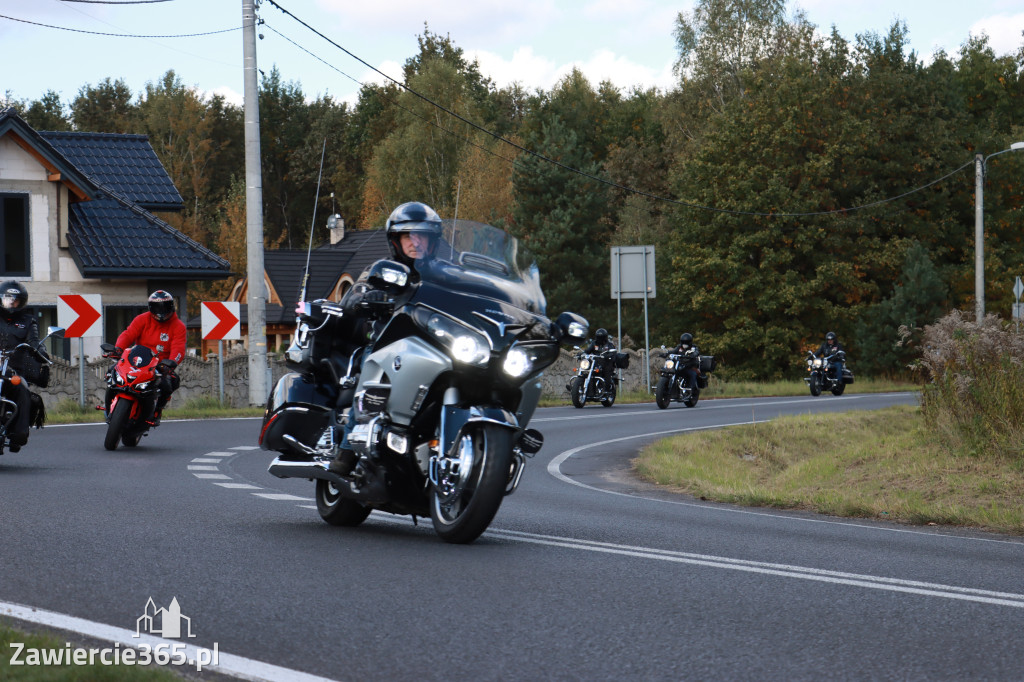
[34,348,667,408]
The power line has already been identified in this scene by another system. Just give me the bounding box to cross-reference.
[264,0,973,219]
[0,12,238,38]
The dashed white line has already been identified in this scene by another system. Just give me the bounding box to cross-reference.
[213,483,262,490]
[252,493,311,501]
[187,465,220,471]
[190,458,223,463]
[192,473,231,480]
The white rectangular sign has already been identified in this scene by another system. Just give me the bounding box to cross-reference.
[610,246,656,299]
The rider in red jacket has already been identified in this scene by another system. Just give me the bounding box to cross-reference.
[111,290,186,422]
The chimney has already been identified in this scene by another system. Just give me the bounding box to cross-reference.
[328,214,345,245]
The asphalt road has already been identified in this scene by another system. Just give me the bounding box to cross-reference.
[3,392,1024,681]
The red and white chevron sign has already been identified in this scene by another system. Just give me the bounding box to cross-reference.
[201,301,241,340]
[57,294,103,338]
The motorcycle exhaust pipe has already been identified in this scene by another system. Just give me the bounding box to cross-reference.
[267,456,389,504]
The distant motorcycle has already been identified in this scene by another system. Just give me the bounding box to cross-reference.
[804,350,854,396]
[567,348,626,408]
[655,347,715,409]
[100,343,165,450]
[0,326,63,455]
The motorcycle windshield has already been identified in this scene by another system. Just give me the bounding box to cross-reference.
[413,220,546,315]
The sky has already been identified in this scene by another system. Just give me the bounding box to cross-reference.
[1,0,1023,109]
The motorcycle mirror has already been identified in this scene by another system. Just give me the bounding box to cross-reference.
[553,312,588,344]
[46,326,65,339]
[367,260,411,292]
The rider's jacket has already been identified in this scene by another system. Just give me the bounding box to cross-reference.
[670,343,700,368]
[116,312,186,364]
[815,340,844,358]
[0,309,42,379]
[584,340,616,356]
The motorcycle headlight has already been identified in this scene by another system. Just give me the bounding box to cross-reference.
[135,381,150,391]
[664,359,675,370]
[503,348,533,378]
[115,374,124,384]
[425,313,490,366]
[579,358,591,371]
[813,358,823,368]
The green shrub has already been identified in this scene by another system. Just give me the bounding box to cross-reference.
[917,310,1024,460]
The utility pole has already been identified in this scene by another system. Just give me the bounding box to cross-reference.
[242,0,267,405]
[974,152,985,322]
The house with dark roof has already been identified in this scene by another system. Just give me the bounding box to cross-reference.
[197,225,389,356]
[0,108,229,360]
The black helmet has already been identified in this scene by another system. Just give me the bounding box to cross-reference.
[385,201,442,268]
[0,280,28,313]
[594,328,608,344]
[826,331,837,344]
[148,290,175,322]
[679,332,693,347]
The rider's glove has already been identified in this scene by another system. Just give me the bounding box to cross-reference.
[360,290,393,319]
[157,359,177,373]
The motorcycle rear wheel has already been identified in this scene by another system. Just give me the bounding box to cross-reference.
[430,424,513,544]
[831,382,846,396]
[601,382,616,407]
[316,479,372,526]
[569,376,586,408]
[655,377,671,409]
[809,374,822,397]
[104,400,131,451]
[684,388,700,408]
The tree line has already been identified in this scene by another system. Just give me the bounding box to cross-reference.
[6,0,1023,380]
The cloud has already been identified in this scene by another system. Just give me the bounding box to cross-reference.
[969,13,1024,55]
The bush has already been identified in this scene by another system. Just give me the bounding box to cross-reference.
[917,310,1024,459]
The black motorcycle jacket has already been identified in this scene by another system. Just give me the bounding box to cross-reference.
[815,340,844,359]
[584,340,616,356]
[0,309,43,380]
[670,343,700,368]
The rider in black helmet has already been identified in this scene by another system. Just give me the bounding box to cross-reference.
[815,331,844,383]
[583,327,617,377]
[671,332,701,390]
[0,280,40,451]
[329,202,443,474]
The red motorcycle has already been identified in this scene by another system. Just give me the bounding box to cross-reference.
[100,343,163,450]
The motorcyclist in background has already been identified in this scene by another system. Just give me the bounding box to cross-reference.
[328,201,442,474]
[670,332,701,391]
[0,281,40,452]
[109,290,186,425]
[582,328,616,377]
[815,331,845,384]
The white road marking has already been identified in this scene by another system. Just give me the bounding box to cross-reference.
[547,423,1024,547]
[231,445,260,450]
[190,458,222,463]
[214,483,262,490]
[192,473,231,480]
[252,493,311,501]
[0,599,337,682]
[187,465,220,471]
[202,451,236,457]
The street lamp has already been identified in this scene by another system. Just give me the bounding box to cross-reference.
[974,141,1024,321]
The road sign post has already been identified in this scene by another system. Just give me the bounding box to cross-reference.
[1014,276,1023,332]
[611,246,656,391]
[57,294,102,407]
[201,302,241,404]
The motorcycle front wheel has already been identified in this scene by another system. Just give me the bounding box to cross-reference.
[104,400,132,451]
[601,381,616,407]
[316,479,372,526]
[655,376,671,409]
[430,424,513,544]
[569,376,586,408]
[809,374,822,397]
[831,381,846,396]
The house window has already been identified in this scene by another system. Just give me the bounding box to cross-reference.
[1,193,30,276]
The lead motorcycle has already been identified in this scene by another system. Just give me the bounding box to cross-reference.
[804,349,854,396]
[260,220,588,544]
[0,326,63,456]
[99,342,165,449]
[567,348,626,408]
[655,347,715,408]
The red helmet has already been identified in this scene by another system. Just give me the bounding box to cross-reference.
[148,290,175,322]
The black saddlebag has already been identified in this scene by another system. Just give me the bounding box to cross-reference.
[259,372,338,452]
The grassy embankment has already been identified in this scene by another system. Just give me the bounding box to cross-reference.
[635,312,1024,535]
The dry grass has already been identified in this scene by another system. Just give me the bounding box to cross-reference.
[635,404,1024,534]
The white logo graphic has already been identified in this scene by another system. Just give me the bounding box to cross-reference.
[135,597,195,639]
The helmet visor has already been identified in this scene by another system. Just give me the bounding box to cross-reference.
[149,299,174,321]
[1,294,19,310]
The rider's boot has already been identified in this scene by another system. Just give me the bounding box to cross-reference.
[329,448,358,475]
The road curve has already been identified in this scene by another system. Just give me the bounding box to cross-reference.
[3,392,1024,681]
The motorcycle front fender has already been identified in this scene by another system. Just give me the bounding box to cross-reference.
[441,405,520,457]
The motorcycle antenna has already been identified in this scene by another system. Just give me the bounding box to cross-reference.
[298,138,328,305]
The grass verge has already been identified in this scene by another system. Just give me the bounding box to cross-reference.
[44,396,265,425]
[0,623,180,680]
[634,404,1024,535]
